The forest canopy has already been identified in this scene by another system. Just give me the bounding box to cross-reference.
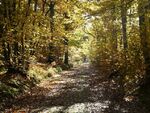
[1,0,150,112]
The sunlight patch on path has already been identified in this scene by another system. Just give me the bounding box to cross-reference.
[38,107,64,113]
[40,101,110,113]
[65,102,110,113]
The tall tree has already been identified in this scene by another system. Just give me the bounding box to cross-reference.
[139,0,150,84]
[121,0,128,49]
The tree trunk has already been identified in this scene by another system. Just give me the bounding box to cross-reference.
[121,0,128,49]
[48,0,55,63]
[42,0,46,13]
[139,0,150,84]
[34,0,38,12]
[112,5,118,50]
[49,0,55,39]
[64,38,69,65]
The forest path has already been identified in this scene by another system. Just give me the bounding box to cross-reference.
[2,63,146,113]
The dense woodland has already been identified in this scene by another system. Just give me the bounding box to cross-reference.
[0,0,150,112]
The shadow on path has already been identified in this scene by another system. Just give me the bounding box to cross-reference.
[1,63,147,113]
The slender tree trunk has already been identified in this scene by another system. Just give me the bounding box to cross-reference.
[26,0,31,17]
[64,38,69,65]
[20,0,31,72]
[42,0,46,13]
[48,0,55,63]
[49,0,55,39]
[64,49,69,65]
[34,0,38,12]
[110,5,118,72]
[121,0,128,49]
[112,5,118,50]
[63,12,70,65]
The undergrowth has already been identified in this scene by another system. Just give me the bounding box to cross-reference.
[0,63,62,109]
